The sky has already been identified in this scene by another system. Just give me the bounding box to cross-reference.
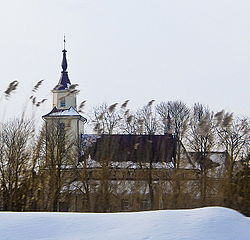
[0,0,249,123]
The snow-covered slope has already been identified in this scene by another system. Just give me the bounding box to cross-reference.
[0,207,249,240]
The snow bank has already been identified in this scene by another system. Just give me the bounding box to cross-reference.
[0,207,249,240]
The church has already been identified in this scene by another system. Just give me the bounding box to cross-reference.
[42,42,177,166]
[40,43,227,212]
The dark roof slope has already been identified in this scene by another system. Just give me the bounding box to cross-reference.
[82,134,177,164]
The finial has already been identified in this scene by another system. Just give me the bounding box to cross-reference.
[63,35,66,51]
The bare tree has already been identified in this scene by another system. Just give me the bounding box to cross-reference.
[156,101,190,207]
[91,103,122,134]
[119,101,143,134]
[0,119,33,210]
[187,103,215,204]
[156,101,189,139]
[214,111,250,205]
[38,120,77,211]
[137,100,159,135]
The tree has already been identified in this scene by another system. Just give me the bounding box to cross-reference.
[38,120,77,211]
[119,100,143,135]
[214,111,250,205]
[187,103,215,204]
[156,101,190,207]
[156,101,189,139]
[91,103,121,134]
[0,119,33,210]
[137,100,159,135]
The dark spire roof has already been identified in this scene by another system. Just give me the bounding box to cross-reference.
[54,38,71,90]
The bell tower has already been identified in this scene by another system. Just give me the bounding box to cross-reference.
[42,39,87,160]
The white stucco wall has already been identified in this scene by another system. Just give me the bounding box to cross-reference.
[52,89,77,109]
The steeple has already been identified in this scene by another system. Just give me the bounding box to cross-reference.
[54,37,71,90]
[164,110,172,135]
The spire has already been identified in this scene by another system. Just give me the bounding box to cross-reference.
[54,37,71,90]
[61,36,68,71]
[164,110,171,135]
[167,110,171,131]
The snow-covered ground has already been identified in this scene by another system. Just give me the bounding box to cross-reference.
[0,207,249,240]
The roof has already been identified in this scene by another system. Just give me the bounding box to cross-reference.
[54,49,72,90]
[42,106,87,122]
[81,134,177,164]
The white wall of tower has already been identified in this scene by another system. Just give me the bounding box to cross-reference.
[52,89,77,110]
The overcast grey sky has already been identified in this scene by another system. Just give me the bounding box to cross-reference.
[0,0,249,122]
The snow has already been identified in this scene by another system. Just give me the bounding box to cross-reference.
[0,207,249,240]
[79,158,175,169]
[50,107,81,116]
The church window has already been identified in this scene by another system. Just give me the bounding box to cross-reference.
[60,97,66,107]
